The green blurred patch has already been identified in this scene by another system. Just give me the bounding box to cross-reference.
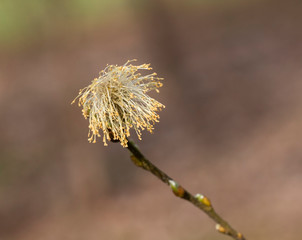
[0,0,126,49]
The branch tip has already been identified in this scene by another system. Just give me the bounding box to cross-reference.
[126,140,246,240]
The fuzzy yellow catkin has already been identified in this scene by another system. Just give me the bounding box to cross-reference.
[72,60,165,147]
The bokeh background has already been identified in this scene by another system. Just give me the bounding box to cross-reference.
[1,0,302,239]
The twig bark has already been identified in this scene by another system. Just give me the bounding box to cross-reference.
[126,139,246,240]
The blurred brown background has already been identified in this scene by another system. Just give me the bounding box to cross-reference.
[0,0,302,239]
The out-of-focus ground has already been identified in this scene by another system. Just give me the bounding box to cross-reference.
[0,0,302,239]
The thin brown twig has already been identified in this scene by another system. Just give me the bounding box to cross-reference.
[126,139,246,240]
